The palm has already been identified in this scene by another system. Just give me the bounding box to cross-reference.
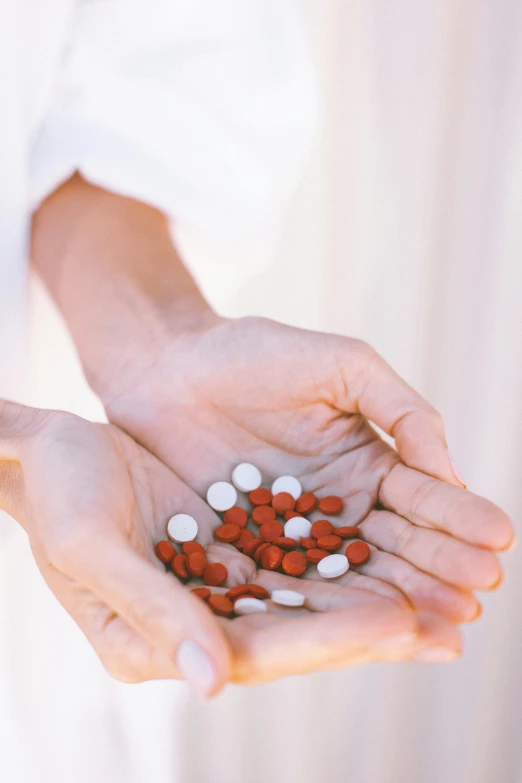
[13,412,460,685]
[107,317,512,630]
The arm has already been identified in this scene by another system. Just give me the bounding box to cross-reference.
[32,173,462,486]
[31,174,217,403]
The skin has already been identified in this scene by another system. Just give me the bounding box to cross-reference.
[28,175,514,691]
[0,401,462,693]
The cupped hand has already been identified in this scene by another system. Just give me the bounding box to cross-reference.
[1,405,462,690]
[105,316,514,626]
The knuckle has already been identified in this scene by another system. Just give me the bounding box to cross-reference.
[126,595,170,633]
[394,522,417,557]
[429,408,445,435]
[409,477,439,519]
[350,338,376,362]
[46,530,83,571]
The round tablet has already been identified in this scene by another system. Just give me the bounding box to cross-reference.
[234,597,268,615]
[284,516,312,540]
[317,554,349,579]
[271,475,302,501]
[271,589,306,608]
[167,514,198,543]
[206,481,238,512]
[231,463,263,493]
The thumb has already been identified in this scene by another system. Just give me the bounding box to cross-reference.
[331,338,465,487]
[52,535,232,697]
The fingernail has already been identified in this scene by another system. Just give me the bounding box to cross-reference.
[507,536,518,552]
[447,451,467,488]
[176,640,217,697]
[414,646,458,663]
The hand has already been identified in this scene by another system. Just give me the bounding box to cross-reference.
[106,316,514,629]
[0,403,462,688]
[1,403,231,695]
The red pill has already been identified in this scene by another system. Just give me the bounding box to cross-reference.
[272,492,296,514]
[318,495,344,515]
[154,540,176,565]
[172,554,189,581]
[345,540,371,565]
[311,519,335,539]
[296,492,318,515]
[252,505,277,525]
[223,506,248,527]
[253,542,271,564]
[191,586,211,601]
[245,584,270,600]
[203,562,228,586]
[249,488,272,506]
[306,548,329,564]
[243,536,263,558]
[317,534,342,552]
[215,523,241,543]
[234,528,255,551]
[181,541,205,556]
[272,536,298,551]
[336,526,360,539]
[281,551,307,577]
[300,536,317,550]
[285,510,301,520]
[187,551,207,578]
[261,545,284,571]
[226,584,253,600]
[259,520,284,542]
[208,594,234,618]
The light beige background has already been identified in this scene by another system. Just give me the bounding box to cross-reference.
[2,0,522,781]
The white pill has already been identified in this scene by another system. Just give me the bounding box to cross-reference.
[271,589,305,608]
[317,554,350,579]
[284,516,312,540]
[167,514,198,543]
[234,597,268,615]
[231,463,262,493]
[206,481,238,512]
[271,475,302,500]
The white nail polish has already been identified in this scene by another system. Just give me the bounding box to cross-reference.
[448,452,467,488]
[176,640,217,696]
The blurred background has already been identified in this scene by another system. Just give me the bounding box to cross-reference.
[3,0,522,781]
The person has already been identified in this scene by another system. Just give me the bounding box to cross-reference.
[0,1,514,780]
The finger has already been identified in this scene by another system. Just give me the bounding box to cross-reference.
[411,612,463,663]
[379,463,514,550]
[255,569,409,609]
[300,561,411,605]
[333,338,461,485]
[48,536,232,697]
[360,510,501,590]
[226,594,419,683]
[353,547,481,622]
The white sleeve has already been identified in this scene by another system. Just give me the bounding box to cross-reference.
[30,0,317,245]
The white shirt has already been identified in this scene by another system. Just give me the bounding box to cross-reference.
[0,0,316,392]
[0,6,316,780]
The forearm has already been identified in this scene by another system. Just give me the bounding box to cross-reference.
[31,174,218,402]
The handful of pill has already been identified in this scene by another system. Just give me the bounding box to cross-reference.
[154,463,372,618]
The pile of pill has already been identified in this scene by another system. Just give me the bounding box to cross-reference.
[154,463,371,618]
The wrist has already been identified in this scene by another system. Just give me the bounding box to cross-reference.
[32,174,220,405]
